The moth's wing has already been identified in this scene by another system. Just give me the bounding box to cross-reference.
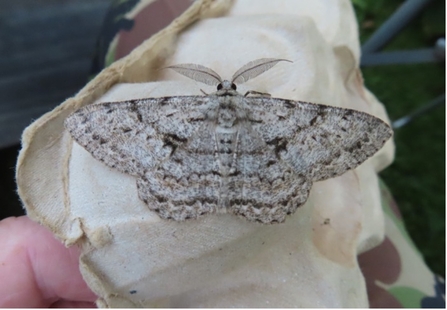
[145,115,311,223]
[228,121,312,224]
[245,97,393,182]
[138,120,221,221]
[64,96,209,176]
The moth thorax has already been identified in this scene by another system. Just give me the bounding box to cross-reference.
[218,106,237,127]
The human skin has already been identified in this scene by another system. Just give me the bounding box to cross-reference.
[0,216,97,307]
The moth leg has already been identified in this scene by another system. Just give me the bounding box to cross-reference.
[200,89,208,95]
[244,90,271,97]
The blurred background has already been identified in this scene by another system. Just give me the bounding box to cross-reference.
[0,0,444,277]
[353,0,445,277]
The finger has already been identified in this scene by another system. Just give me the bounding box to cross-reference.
[0,216,97,307]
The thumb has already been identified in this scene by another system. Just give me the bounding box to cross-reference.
[0,216,97,307]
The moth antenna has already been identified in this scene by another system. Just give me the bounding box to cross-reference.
[231,58,292,85]
[166,63,223,86]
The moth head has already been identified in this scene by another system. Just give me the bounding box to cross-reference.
[217,80,237,91]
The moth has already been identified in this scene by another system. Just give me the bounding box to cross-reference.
[65,58,392,224]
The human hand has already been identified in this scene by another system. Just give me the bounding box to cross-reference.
[0,216,97,307]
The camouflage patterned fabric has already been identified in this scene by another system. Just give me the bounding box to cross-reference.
[90,0,445,307]
[358,181,444,307]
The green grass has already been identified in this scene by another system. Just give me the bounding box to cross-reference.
[353,0,445,276]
